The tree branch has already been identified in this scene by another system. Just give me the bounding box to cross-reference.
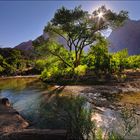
[47,48,72,68]
[50,28,68,42]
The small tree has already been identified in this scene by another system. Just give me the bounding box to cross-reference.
[88,36,111,77]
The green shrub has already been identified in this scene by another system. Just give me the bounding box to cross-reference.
[0,66,4,73]
[125,55,140,69]
[110,49,128,74]
[88,37,112,77]
[35,59,48,72]
[40,66,60,81]
[96,128,103,140]
[74,65,87,76]
[108,131,123,140]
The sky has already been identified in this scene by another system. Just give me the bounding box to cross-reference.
[0,1,140,48]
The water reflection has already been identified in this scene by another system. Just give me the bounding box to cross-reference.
[0,77,68,128]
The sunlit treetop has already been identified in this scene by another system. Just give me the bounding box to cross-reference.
[92,5,129,28]
[45,5,128,37]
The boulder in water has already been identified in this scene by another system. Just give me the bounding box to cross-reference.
[1,98,10,107]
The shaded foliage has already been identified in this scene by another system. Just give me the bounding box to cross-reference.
[0,48,36,75]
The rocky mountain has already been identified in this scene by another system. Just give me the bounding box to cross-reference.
[108,19,140,55]
[14,40,33,51]
[14,32,67,52]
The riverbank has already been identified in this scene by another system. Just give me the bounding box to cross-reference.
[0,75,40,80]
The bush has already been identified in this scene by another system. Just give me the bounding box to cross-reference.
[110,49,128,73]
[35,59,48,72]
[125,55,140,69]
[0,66,4,73]
[74,65,87,76]
[40,65,62,81]
[108,131,123,140]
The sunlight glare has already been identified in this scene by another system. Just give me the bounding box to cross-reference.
[97,12,104,19]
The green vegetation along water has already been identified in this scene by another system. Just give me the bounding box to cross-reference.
[0,77,140,139]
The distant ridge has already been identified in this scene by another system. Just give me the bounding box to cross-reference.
[108,19,140,55]
[14,40,33,51]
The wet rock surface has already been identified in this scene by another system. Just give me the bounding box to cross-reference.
[0,98,29,133]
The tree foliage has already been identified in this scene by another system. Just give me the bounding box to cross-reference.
[88,37,110,76]
[36,5,128,69]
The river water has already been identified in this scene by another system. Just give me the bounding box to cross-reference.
[0,77,140,139]
[0,77,61,128]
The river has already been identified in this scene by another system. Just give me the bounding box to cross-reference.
[0,77,140,139]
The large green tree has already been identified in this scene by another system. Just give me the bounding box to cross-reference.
[35,5,128,69]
